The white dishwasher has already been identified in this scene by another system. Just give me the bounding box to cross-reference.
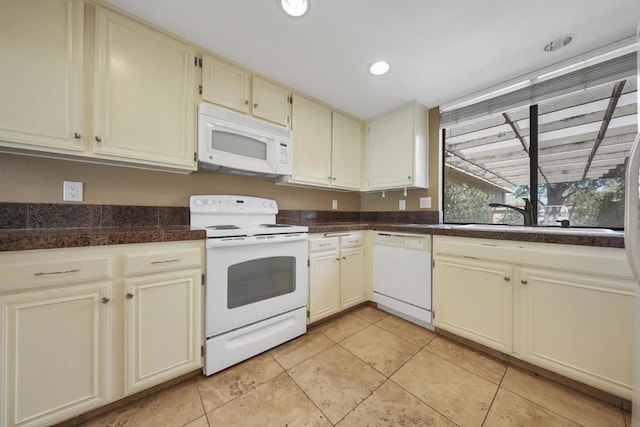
[372,232,432,329]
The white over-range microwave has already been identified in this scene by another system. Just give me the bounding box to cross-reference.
[197,102,293,179]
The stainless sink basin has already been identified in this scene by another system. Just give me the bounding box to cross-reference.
[455,224,622,236]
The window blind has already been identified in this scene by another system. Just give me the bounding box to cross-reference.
[440,51,637,127]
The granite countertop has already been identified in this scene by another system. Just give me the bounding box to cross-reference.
[307,223,625,249]
[0,226,206,252]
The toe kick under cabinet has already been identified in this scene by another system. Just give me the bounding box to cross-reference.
[432,235,635,400]
[0,241,203,427]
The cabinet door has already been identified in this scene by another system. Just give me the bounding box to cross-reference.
[93,7,196,171]
[0,0,83,153]
[433,256,513,353]
[124,269,202,395]
[252,76,291,127]
[0,283,111,427]
[517,267,634,400]
[332,112,362,190]
[308,251,341,323]
[340,247,365,309]
[201,55,250,113]
[290,95,332,186]
[367,106,414,189]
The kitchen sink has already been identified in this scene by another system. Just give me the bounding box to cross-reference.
[455,224,623,236]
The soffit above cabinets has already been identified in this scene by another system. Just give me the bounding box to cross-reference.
[104,0,639,120]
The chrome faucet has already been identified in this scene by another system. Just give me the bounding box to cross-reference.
[489,198,534,226]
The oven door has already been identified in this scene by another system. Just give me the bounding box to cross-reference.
[205,236,308,337]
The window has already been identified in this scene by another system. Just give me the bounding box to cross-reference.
[441,52,637,228]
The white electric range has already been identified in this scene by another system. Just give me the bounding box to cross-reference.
[190,195,308,375]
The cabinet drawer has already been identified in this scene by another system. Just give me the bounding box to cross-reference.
[125,248,201,276]
[309,237,339,253]
[0,257,112,292]
[340,234,363,248]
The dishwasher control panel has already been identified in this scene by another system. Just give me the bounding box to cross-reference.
[373,233,431,250]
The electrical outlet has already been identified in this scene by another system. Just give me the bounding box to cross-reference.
[420,197,432,209]
[332,200,338,210]
[399,200,406,211]
[63,181,83,202]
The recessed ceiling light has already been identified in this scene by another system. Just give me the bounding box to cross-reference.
[280,0,309,17]
[544,35,573,52]
[369,60,390,76]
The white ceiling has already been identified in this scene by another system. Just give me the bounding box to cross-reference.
[104,0,639,120]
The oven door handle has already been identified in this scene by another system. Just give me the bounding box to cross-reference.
[206,233,308,248]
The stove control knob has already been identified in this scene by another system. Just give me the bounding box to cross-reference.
[263,201,270,208]
[206,199,214,205]
[194,199,204,206]
[269,201,276,209]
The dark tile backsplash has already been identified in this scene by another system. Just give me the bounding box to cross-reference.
[0,203,441,230]
[0,203,190,230]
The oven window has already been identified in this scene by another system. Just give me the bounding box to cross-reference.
[211,130,268,160]
[227,256,296,308]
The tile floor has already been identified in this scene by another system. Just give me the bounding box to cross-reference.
[80,306,632,426]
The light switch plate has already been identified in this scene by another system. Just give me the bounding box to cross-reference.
[332,200,338,210]
[399,200,406,211]
[420,197,432,209]
[63,181,83,202]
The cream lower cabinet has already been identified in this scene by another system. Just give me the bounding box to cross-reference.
[0,241,203,427]
[432,236,634,400]
[308,233,365,323]
[517,267,634,399]
[432,256,513,353]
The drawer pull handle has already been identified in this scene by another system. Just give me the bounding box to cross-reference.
[319,243,331,247]
[73,132,82,139]
[521,279,528,285]
[151,259,180,265]
[34,269,80,276]
[125,293,134,299]
[504,276,511,282]
[101,297,110,304]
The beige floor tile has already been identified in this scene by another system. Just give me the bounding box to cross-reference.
[270,329,335,369]
[196,352,283,413]
[484,388,579,427]
[207,373,330,426]
[340,324,420,376]
[85,380,204,427]
[317,313,369,342]
[336,380,456,426]
[425,337,507,384]
[375,314,437,347]
[392,349,497,427]
[184,415,210,427]
[288,345,385,424]
[501,367,625,427]
[350,305,388,323]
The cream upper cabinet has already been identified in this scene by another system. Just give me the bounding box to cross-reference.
[366,102,428,190]
[200,57,291,127]
[252,76,291,127]
[201,54,251,113]
[433,256,513,353]
[288,96,362,190]
[0,0,84,154]
[91,6,196,171]
[291,95,333,186]
[332,112,362,190]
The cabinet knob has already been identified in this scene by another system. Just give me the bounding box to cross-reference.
[101,297,110,304]
[342,256,346,260]
[125,293,134,299]
[244,100,249,105]
[335,257,340,261]
[253,103,258,108]
[73,132,82,139]
[521,279,528,285]
[408,176,412,180]
[332,177,336,181]
[504,276,511,282]
[94,136,102,143]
